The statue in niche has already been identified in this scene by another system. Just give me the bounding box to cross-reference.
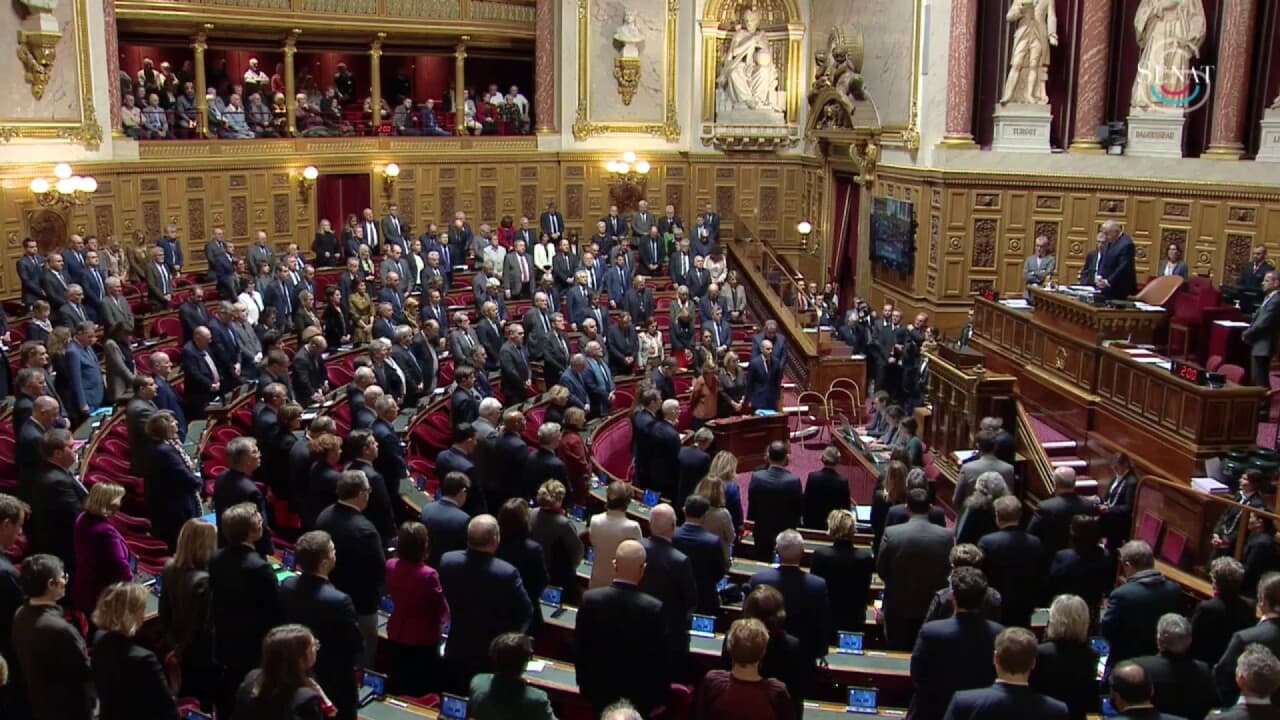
[1130,0,1206,112]
[998,0,1057,105]
[613,11,645,59]
[716,8,783,116]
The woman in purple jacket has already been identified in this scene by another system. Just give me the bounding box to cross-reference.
[71,482,134,615]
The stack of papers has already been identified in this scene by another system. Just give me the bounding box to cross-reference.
[1067,285,1097,293]
[1000,299,1031,309]
[1192,477,1230,494]
[1134,302,1166,312]
[952,450,977,463]
[1215,320,1250,328]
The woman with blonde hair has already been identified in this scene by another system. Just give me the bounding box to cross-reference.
[234,624,329,719]
[348,278,373,345]
[92,582,180,720]
[811,508,873,641]
[294,288,319,338]
[402,296,421,332]
[692,474,737,562]
[160,518,219,711]
[687,356,719,430]
[71,482,133,614]
[717,348,747,417]
[705,449,745,531]
[531,479,586,602]
[543,384,570,426]
[1029,594,1097,720]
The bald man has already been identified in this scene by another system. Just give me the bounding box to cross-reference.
[438,514,533,693]
[639,504,697,681]
[577,539,668,716]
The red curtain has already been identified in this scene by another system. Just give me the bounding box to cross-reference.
[315,174,372,229]
[830,173,860,309]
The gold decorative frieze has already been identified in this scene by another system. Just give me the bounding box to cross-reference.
[0,0,101,149]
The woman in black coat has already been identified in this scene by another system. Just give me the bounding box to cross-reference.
[159,519,219,712]
[234,624,326,720]
[720,584,811,720]
[143,411,203,550]
[810,509,874,640]
[1029,594,1099,720]
[92,582,181,720]
[954,472,1007,546]
[1047,515,1115,616]
[321,286,349,349]
[495,498,549,636]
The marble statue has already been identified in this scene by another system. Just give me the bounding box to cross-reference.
[1130,0,1206,112]
[998,0,1058,105]
[613,11,645,59]
[716,8,780,114]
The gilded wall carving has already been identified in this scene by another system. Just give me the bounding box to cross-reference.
[972,219,996,268]
[231,197,248,237]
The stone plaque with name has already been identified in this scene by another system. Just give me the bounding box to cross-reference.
[1258,109,1280,163]
[1126,111,1186,159]
[991,103,1052,154]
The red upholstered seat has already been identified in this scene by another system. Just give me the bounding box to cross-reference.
[590,417,633,482]
[410,411,452,457]
[672,374,692,396]
[153,315,181,339]
[1220,363,1246,385]
[327,364,353,388]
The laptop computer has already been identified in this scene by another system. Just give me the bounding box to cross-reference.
[541,586,565,617]
[641,489,660,507]
[690,614,716,638]
[846,686,878,714]
[357,669,386,707]
[440,693,468,720]
[836,631,865,655]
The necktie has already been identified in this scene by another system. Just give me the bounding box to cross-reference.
[203,351,219,383]
[158,265,169,293]
[282,283,291,314]
[442,246,450,268]
[713,324,720,347]
[681,254,688,276]
[651,239,657,260]
[541,312,549,334]
[588,269,596,288]
[519,255,529,282]
[54,271,65,288]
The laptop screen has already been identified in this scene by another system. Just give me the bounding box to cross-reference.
[847,686,877,711]
[440,693,468,720]
[838,631,864,653]
[541,586,563,606]
[361,670,386,697]
[690,614,715,635]
[642,490,660,507]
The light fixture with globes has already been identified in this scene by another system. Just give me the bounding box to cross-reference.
[796,219,820,256]
[381,162,400,197]
[296,165,319,203]
[604,151,650,186]
[29,163,97,210]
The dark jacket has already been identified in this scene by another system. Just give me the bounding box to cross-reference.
[909,613,1004,720]
[420,498,470,568]
[522,447,566,502]
[495,538,549,635]
[576,580,667,715]
[91,631,180,720]
[978,527,1044,628]
[438,549,533,672]
[279,573,364,720]
[672,522,728,614]
[1131,651,1216,720]
[639,536,697,677]
[1190,593,1256,666]
[746,466,803,561]
[1214,618,1280,705]
[1029,639,1099,720]
[1028,493,1099,556]
[29,462,87,567]
[803,467,851,530]
[209,544,280,679]
[877,515,955,622]
[212,468,275,557]
[1100,568,1185,670]
[811,540,874,638]
[747,565,832,661]
[12,603,94,720]
[316,503,386,616]
[943,682,1069,720]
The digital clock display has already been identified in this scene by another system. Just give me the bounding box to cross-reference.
[1170,359,1207,385]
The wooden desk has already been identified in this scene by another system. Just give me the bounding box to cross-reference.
[923,348,1016,490]
[1028,286,1167,344]
[707,413,791,472]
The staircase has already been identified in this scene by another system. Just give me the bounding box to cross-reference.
[1021,410,1099,497]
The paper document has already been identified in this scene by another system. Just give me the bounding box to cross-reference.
[1215,320,1250,328]
[1134,303,1166,312]
[952,450,977,463]
[525,660,546,673]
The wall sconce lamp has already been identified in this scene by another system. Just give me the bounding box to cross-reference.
[29,163,97,210]
[605,151,650,186]
[382,163,400,197]
[296,165,318,203]
[797,220,820,256]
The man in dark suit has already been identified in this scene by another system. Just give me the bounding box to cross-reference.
[450,366,482,427]
[10,553,95,720]
[476,304,504,372]
[622,274,654,326]
[0,494,28,718]
[178,285,211,342]
[909,567,1004,720]
[1027,467,1099,556]
[539,313,572,386]
[638,226,665,276]
[206,230,237,299]
[601,252,631,306]
[674,494,728,615]
[17,396,59,503]
[803,446,851,530]
[1243,270,1280,389]
[182,327,221,421]
[649,357,677,401]
[437,424,485,516]
[371,396,407,487]
[1107,662,1185,720]
[124,379,156,475]
[390,328,426,408]
[1096,219,1137,300]
[878,489,955,651]
[1190,557,1256,666]
[639,504,698,681]
[212,436,275,557]
[28,429,86,570]
[207,303,242,387]
[78,250,106,321]
[149,352,186,439]
[40,252,70,314]
[648,400,682,498]
[279,530,364,720]
[145,246,174,309]
[746,339,782,413]
[522,423,566,502]
[746,441,803,561]
[438,515,533,692]
[316,471,386,669]
[559,354,591,412]
[606,312,639,376]
[156,223,184,271]
[955,431,1017,509]
[209,502,281,714]
[499,324,532,404]
[669,239,693,289]
[291,334,328,405]
[977,496,1043,629]
[676,428,714,515]
[1214,575,1280,705]
[1131,613,1215,720]
[943,627,1069,720]
[1240,245,1276,290]
[1214,643,1280,720]
[539,201,565,242]
[420,471,473,567]
[576,539,667,716]
[1099,452,1139,550]
[17,237,45,307]
[1101,540,1184,672]
[1078,233,1104,286]
[491,411,530,509]
[380,203,406,254]
[747,529,832,664]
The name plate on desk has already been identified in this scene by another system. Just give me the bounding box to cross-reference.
[1170,359,1208,386]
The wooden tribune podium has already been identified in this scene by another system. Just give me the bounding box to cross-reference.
[707,413,790,472]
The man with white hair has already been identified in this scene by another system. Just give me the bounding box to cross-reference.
[647,399,682,498]
[748,529,831,663]
[1130,613,1215,720]
[577,539,667,716]
[148,351,186,436]
[354,385,383,430]
[214,436,275,557]
[1027,466,1098,555]
[521,422,566,500]
[1095,219,1136,300]
[639,503,697,681]
[99,275,134,330]
[1217,644,1280,719]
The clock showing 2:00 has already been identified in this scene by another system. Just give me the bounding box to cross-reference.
[1170,359,1206,385]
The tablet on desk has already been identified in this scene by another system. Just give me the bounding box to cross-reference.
[641,489,660,507]
[837,631,864,655]
[846,686,878,714]
[185,710,214,720]
[357,669,386,707]
[584,547,594,565]
[379,595,394,614]
[854,505,872,524]
[148,575,163,597]
[281,550,296,570]
[570,505,586,521]
[690,614,716,638]
[715,576,730,593]
[541,585,565,617]
[440,693,468,720]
